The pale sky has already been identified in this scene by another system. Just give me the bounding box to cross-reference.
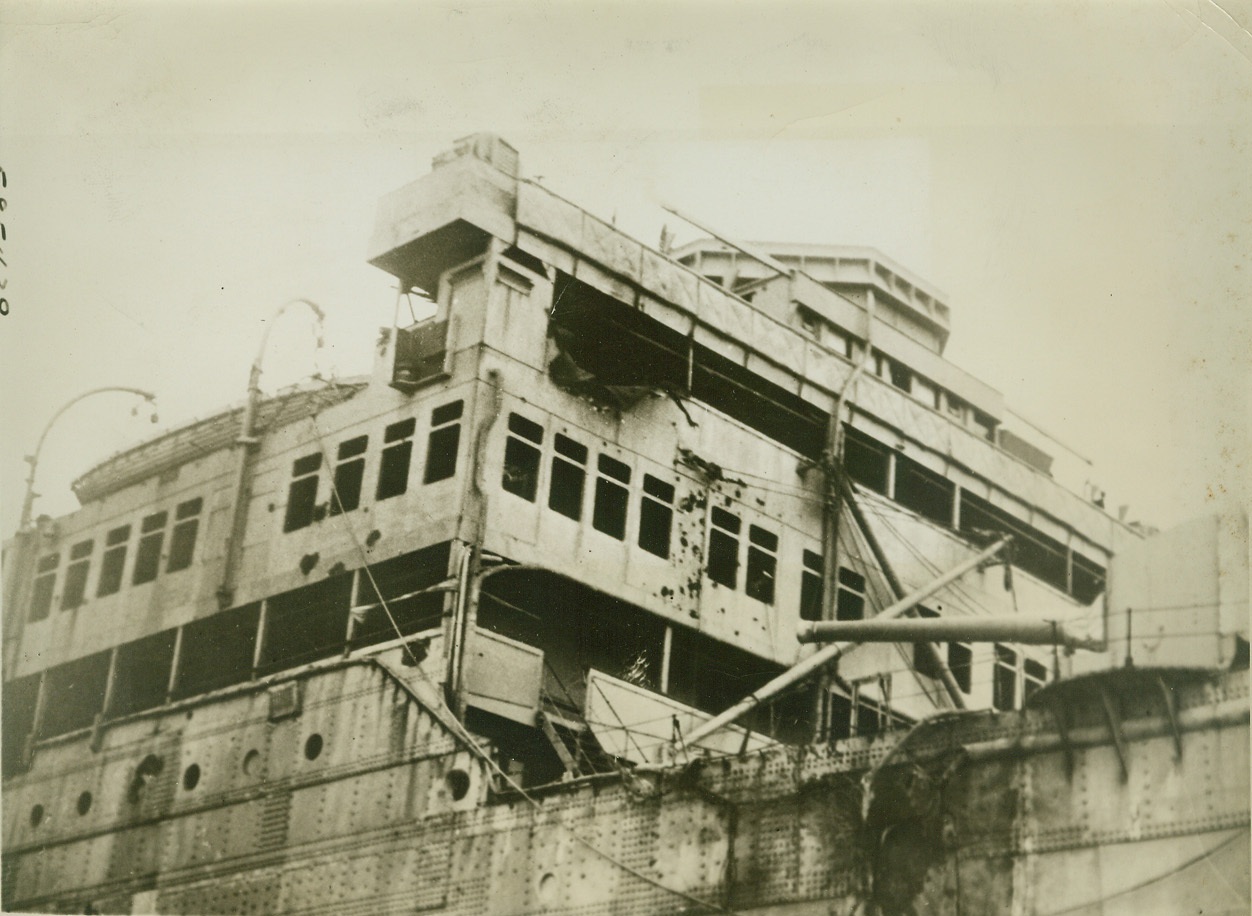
[1,0,1249,538]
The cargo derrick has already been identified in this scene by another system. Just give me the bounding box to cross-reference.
[2,136,1245,914]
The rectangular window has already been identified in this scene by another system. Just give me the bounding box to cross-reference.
[1023,657,1047,701]
[3,674,40,778]
[592,454,631,540]
[60,539,94,611]
[889,360,913,393]
[800,549,823,621]
[284,453,322,532]
[993,644,1017,711]
[329,435,368,515]
[39,652,110,739]
[836,567,866,621]
[746,525,778,604]
[548,434,588,521]
[110,629,177,717]
[132,511,168,585]
[424,400,464,483]
[638,474,674,558]
[949,642,973,693]
[166,497,203,572]
[827,689,854,740]
[946,393,966,420]
[843,427,890,495]
[173,603,260,699]
[29,552,59,622]
[912,607,943,678]
[502,411,542,500]
[97,524,131,597]
[894,454,955,527]
[376,417,416,500]
[707,507,741,589]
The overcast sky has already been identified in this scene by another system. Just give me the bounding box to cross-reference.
[1,0,1249,539]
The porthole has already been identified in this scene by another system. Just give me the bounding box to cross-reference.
[77,791,93,816]
[29,804,44,828]
[182,763,201,791]
[303,733,323,761]
[242,749,261,776]
[446,768,470,801]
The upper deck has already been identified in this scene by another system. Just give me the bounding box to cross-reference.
[3,135,1144,773]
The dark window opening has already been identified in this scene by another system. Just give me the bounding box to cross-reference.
[329,436,367,515]
[478,572,667,715]
[173,604,259,699]
[592,454,630,540]
[351,542,452,648]
[28,553,59,622]
[377,417,416,500]
[912,607,943,678]
[707,507,741,589]
[1023,657,1048,701]
[691,343,826,458]
[502,412,542,500]
[1233,636,1249,671]
[894,454,955,527]
[889,361,913,393]
[638,475,674,558]
[993,644,1017,711]
[39,651,111,739]
[549,272,825,458]
[828,690,854,741]
[284,453,322,533]
[960,491,1068,593]
[948,642,973,693]
[972,409,997,442]
[132,511,168,585]
[1071,551,1106,604]
[746,525,778,605]
[2,674,40,777]
[166,497,203,572]
[97,525,131,597]
[258,575,353,673]
[855,695,883,736]
[548,278,688,410]
[424,400,464,484]
[61,539,93,611]
[800,549,824,621]
[667,626,801,741]
[843,427,890,495]
[548,434,588,521]
[836,567,866,621]
[110,629,177,717]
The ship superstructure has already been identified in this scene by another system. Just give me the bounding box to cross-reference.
[2,135,1246,915]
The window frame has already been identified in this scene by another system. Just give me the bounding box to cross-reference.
[97,524,132,598]
[166,497,204,573]
[60,539,94,611]
[283,452,323,533]
[132,510,169,585]
[328,435,368,516]
[423,400,464,484]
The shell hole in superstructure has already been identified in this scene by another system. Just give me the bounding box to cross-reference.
[304,733,323,761]
[29,804,44,827]
[128,754,165,804]
[77,791,93,815]
[445,768,470,801]
[242,749,261,776]
[182,763,201,791]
